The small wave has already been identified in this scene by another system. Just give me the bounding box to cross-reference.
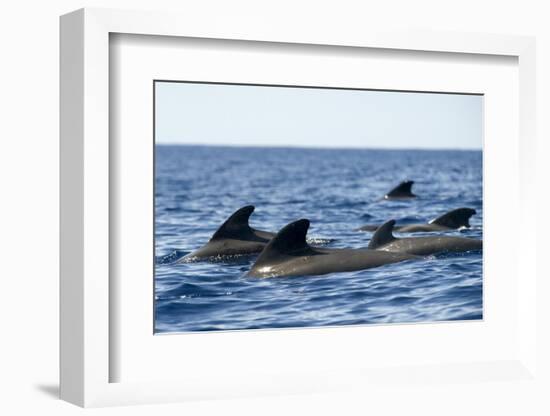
[157,282,238,300]
[433,249,483,259]
[156,250,189,264]
[307,237,335,245]
[179,253,256,264]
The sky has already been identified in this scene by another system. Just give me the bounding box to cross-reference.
[155,81,483,150]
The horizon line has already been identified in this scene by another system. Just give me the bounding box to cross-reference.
[155,142,483,152]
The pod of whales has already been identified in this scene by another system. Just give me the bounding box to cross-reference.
[179,205,275,262]
[358,208,476,233]
[367,219,482,256]
[247,219,418,278]
[175,178,481,277]
[384,180,416,199]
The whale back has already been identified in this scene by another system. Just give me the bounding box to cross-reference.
[210,205,256,241]
[385,180,415,198]
[429,207,476,229]
[368,219,397,249]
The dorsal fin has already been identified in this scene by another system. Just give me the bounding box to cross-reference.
[252,219,311,264]
[262,219,310,254]
[385,180,415,198]
[430,208,476,229]
[368,220,397,249]
[210,205,255,241]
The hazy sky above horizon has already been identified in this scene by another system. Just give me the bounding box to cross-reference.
[155,82,483,150]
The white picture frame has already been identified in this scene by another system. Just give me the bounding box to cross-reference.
[60,7,538,408]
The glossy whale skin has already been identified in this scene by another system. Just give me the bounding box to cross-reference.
[247,219,418,278]
[367,219,482,256]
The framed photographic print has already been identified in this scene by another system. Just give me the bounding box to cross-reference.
[60,8,538,408]
[153,80,484,334]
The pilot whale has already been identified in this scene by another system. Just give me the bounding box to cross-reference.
[358,208,477,233]
[247,219,418,278]
[384,180,416,199]
[179,205,275,262]
[367,219,482,256]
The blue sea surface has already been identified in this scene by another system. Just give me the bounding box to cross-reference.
[155,145,482,333]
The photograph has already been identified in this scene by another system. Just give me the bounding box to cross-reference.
[154,81,483,333]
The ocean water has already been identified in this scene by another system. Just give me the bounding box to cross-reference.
[155,145,482,333]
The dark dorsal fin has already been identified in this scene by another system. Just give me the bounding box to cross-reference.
[430,207,476,229]
[263,219,310,254]
[385,180,415,198]
[252,219,311,264]
[368,220,397,249]
[210,205,255,241]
